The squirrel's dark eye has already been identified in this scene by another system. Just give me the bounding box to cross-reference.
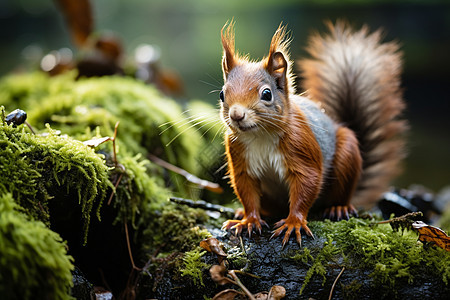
[261,88,272,101]
[219,90,224,102]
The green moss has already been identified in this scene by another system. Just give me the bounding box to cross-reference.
[299,236,340,295]
[422,246,450,285]
[0,193,74,300]
[0,114,112,242]
[110,153,169,228]
[287,247,314,265]
[0,72,215,181]
[226,243,252,271]
[228,250,250,270]
[142,203,211,254]
[0,71,64,109]
[341,279,363,300]
[180,247,209,287]
[289,217,450,294]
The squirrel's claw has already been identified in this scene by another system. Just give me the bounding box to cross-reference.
[232,223,243,236]
[271,216,313,248]
[324,205,358,221]
[222,215,267,237]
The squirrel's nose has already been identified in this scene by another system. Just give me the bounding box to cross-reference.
[230,105,246,121]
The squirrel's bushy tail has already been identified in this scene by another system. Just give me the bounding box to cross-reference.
[298,21,407,208]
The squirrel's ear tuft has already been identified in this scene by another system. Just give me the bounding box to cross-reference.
[221,20,236,80]
[265,24,291,93]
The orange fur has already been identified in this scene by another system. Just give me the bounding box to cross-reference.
[281,107,323,216]
[322,126,362,219]
[220,21,406,246]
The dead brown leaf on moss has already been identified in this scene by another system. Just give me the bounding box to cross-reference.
[412,221,450,251]
[200,237,228,265]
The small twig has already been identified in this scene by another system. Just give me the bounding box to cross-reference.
[37,201,46,214]
[234,270,261,279]
[112,121,120,167]
[107,171,124,205]
[328,266,345,300]
[228,270,255,300]
[238,235,251,272]
[212,289,245,300]
[24,121,36,134]
[376,212,423,225]
[374,212,424,232]
[124,220,141,271]
[239,236,246,255]
[148,153,223,194]
[105,121,124,206]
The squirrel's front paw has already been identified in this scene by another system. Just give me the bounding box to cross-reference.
[222,214,268,237]
[271,214,314,247]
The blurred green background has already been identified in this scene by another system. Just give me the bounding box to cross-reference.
[1,0,449,192]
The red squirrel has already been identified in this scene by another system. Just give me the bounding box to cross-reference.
[219,21,407,246]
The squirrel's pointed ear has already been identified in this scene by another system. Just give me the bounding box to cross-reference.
[265,25,290,93]
[221,21,236,80]
[266,51,288,93]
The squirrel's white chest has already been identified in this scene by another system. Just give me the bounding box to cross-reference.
[241,135,286,180]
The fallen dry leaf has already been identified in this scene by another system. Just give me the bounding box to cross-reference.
[200,237,228,264]
[412,221,450,251]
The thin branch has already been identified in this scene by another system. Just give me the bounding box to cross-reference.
[228,270,255,300]
[329,266,345,300]
[148,153,223,193]
[25,121,36,134]
[124,220,141,271]
[107,171,124,205]
[112,121,120,167]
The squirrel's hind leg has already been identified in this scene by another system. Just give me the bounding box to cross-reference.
[323,126,362,220]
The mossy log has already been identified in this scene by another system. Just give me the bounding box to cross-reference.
[140,217,450,300]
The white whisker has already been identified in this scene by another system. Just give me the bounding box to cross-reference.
[162,111,223,146]
[159,111,216,135]
[199,80,220,89]
[158,109,195,128]
[165,119,210,146]
[204,72,223,87]
[211,123,227,144]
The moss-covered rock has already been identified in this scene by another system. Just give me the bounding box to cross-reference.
[0,193,74,300]
[0,115,111,242]
[0,72,222,180]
